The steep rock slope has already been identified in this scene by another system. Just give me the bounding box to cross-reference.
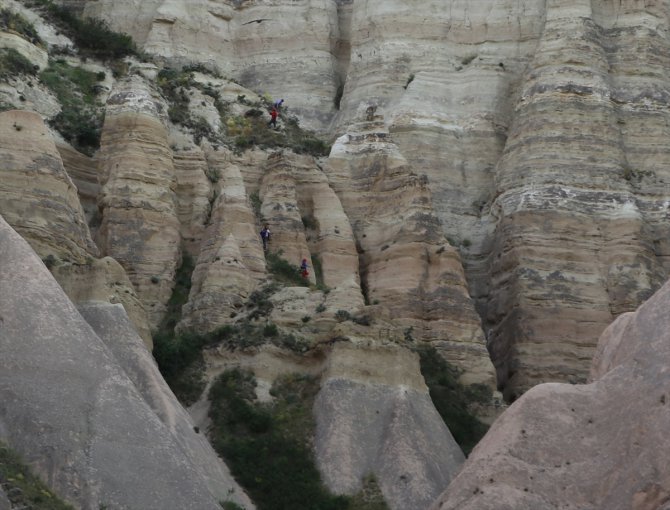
[315,343,465,510]
[0,216,250,510]
[96,75,181,329]
[82,0,342,131]
[325,106,495,387]
[430,276,670,510]
[68,0,670,400]
[486,0,670,399]
[0,110,97,262]
[0,110,152,345]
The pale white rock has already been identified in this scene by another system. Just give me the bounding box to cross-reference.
[431,277,670,510]
[0,31,48,69]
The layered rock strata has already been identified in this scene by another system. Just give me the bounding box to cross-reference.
[325,108,495,387]
[0,110,98,263]
[83,0,341,131]
[315,343,465,510]
[53,257,153,348]
[96,76,181,328]
[260,152,316,284]
[431,276,670,510]
[172,146,212,257]
[485,0,669,399]
[0,216,243,510]
[56,142,101,232]
[178,150,265,334]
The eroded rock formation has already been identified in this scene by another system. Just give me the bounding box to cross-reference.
[315,343,465,510]
[0,110,97,263]
[0,216,250,510]
[430,277,670,510]
[326,106,496,387]
[97,76,181,329]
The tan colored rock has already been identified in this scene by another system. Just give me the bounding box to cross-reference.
[178,150,265,334]
[81,0,342,131]
[260,152,316,284]
[325,107,495,387]
[97,76,181,328]
[56,141,100,230]
[52,257,153,348]
[485,0,667,400]
[431,277,670,510]
[315,342,465,510]
[0,110,98,263]
[172,146,213,256]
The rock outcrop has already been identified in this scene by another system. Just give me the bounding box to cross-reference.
[0,215,249,510]
[0,110,98,263]
[326,107,496,387]
[97,76,181,329]
[430,277,670,510]
[315,343,465,510]
[83,0,341,131]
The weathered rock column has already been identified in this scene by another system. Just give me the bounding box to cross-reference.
[97,76,181,329]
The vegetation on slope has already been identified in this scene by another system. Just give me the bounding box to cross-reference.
[208,369,389,510]
[0,442,74,510]
[1,7,43,46]
[157,66,330,156]
[416,345,491,455]
[24,0,137,59]
[39,59,105,154]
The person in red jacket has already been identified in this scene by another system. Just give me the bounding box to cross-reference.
[268,107,278,128]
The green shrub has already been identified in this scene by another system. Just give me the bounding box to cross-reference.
[0,8,43,46]
[0,48,38,78]
[335,309,352,322]
[249,191,262,218]
[246,283,278,320]
[0,442,74,509]
[24,0,136,59]
[208,371,350,510]
[160,252,195,332]
[416,345,491,455]
[266,251,309,287]
[39,60,103,154]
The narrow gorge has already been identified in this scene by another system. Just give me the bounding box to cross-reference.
[1,1,670,509]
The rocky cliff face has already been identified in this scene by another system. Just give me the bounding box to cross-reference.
[73,0,670,400]
[3,0,670,508]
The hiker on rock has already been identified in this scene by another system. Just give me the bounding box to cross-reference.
[268,107,278,128]
[300,258,309,278]
[273,98,285,111]
[260,224,271,250]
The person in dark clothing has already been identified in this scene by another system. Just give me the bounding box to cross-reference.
[260,224,271,250]
[268,107,278,128]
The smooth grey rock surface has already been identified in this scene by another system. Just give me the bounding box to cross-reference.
[314,344,464,510]
[0,487,10,510]
[0,216,226,510]
[78,301,254,509]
